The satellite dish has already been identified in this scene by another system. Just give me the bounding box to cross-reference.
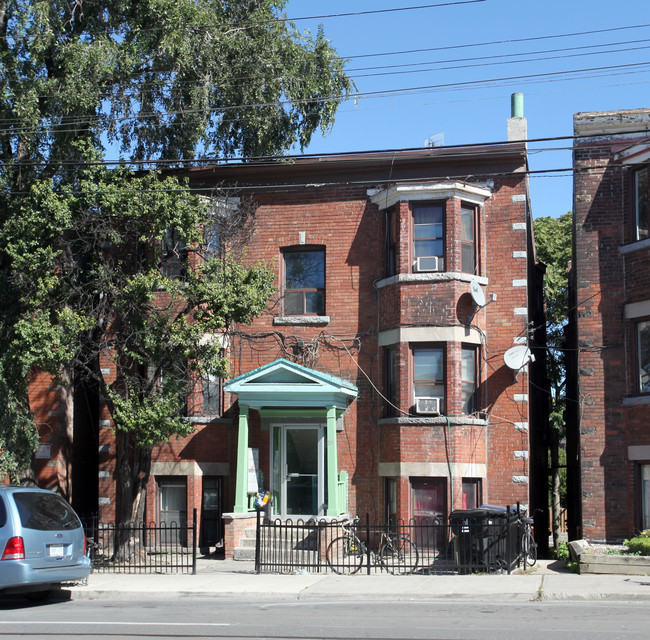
[469,280,486,307]
[503,345,534,371]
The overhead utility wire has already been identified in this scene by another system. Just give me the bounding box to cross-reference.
[350,43,650,79]
[0,163,600,197]
[278,1,486,22]
[347,23,650,59]
[13,37,650,102]
[2,61,649,137]
[0,1,484,41]
[3,129,649,169]
[348,37,650,72]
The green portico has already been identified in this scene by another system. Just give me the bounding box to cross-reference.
[223,359,358,517]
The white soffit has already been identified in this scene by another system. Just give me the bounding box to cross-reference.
[368,182,493,210]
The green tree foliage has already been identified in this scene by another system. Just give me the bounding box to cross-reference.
[534,212,572,425]
[533,212,572,546]
[0,1,350,509]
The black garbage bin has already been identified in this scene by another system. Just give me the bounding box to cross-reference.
[449,507,519,573]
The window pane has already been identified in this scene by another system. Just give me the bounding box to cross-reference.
[14,493,81,531]
[462,242,475,274]
[639,320,650,393]
[285,251,324,289]
[462,348,477,414]
[161,484,186,512]
[415,239,443,258]
[414,205,443,227]
[284,291,303,315]
[461,207,474,241]
[636,168,649,240]
[203,373,220,415]
[305,291,324,315]
[414,349,443,381]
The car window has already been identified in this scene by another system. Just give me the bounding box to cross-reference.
[13,492,81,531]
[0,496,6,527]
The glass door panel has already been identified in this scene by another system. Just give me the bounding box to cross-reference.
[272,425,325,517]
[286,427,319,516]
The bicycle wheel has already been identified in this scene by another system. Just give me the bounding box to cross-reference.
[522,532,537,565]
[379,535,418,575]
[326,535,364,575]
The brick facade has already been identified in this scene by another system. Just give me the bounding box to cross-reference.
[29,140,548,556]
[568,108,650,541]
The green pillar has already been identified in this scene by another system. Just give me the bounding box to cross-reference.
[326,406,340,516]
[234,404,250,513]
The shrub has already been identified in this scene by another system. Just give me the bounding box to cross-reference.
[624,535,650,556]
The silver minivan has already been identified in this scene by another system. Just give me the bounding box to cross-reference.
[0,485,91,599]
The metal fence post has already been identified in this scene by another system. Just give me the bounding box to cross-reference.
[365,513,371,575]
[255,508,262,574]
[192,508,197,575]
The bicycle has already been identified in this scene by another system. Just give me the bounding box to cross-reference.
[520,514,538,566]
[326,517,418,575]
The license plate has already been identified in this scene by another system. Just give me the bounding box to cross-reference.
[48,545,64,557]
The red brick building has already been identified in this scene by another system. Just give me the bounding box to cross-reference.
[567,108,650,542]
[28,106,549,556]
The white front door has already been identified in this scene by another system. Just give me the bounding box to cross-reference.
[272,425,325,517]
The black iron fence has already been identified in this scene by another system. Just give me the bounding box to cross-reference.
[255,508,525,575]
[81,509,197,574]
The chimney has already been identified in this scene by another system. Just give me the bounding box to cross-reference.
[507,92,527,142]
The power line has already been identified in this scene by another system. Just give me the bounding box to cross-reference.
[0,1,484,41]
[3,126,649,171]
[346,22,650,59]
[2,61,649,139]
[0,160,629,197]
[282,1,487,22]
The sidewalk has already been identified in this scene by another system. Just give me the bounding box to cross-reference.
[67,557,650,603]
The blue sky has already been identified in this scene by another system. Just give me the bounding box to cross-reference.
[284,0,650,218]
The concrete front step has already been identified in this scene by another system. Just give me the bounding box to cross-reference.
[233,525,323,561]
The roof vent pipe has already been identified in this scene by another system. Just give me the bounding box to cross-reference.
[508,92,527,142]
[511,92,524,118]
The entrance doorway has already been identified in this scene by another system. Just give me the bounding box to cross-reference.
[411,477,446,551]
[200,476,223,549]
[272,425,325,517]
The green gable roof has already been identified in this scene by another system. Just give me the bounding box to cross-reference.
[223,359,358,410]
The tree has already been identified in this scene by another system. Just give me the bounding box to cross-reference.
[0,1,352,520]
[533,212,572,549]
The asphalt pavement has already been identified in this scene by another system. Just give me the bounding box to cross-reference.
[67,557,650,603]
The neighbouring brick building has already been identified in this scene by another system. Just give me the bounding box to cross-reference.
[567,108,650,542]
[28,102,549,556]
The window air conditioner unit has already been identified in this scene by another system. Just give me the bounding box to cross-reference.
[415,256,442,272]
[416,397,441,415]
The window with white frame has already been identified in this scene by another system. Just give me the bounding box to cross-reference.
[413,203,444,272]
[283,247,325,315]
[413,346,444,413]
[638,320,650,394]
[635,167,649,241]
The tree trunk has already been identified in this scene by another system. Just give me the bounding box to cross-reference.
[550,427,562,551]
[113,430,152,561]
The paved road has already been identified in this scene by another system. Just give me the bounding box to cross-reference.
[0,597,647,639]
